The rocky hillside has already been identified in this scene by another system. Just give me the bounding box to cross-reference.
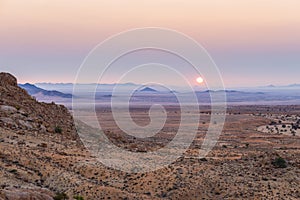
[0,73,149,200]
[0,73,82,199]
[0,73,76,139]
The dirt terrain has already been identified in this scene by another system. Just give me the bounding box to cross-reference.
[0,73,299,199]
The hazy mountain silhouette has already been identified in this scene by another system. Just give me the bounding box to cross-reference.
[139,87,158,92]
[19,83,72,98]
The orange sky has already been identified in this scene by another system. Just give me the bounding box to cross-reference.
[1,0,299,47]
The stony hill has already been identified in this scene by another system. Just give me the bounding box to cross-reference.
[0,73,76,139]
[0,73,83,199]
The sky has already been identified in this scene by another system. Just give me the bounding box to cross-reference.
[0,0,299,87]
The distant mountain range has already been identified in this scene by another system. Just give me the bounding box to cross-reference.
[35,82,300,94]
[264,84,300,88]
[24,82,300,105]
[36,83,181,94]
[287,84,300,87]
[19,83,72,98]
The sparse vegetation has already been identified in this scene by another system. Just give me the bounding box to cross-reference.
[74,195,84,200]
[55,126,62,134]
[53,192,69,200]
[272,157,287,168]
[258,114,299,136]
[15,105,21,110]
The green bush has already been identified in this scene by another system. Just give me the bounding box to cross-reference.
[55,126,62,134]
[74,195,84,200]
[53,192,69,200]
[272,157,287,168]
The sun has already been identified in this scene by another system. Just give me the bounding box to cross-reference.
[196,76,204,84]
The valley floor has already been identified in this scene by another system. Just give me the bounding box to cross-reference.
[1,105,300,199]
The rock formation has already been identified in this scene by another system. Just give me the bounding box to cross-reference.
[0,72,77,139]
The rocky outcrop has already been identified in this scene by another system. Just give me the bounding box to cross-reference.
[0,73,17,87]
[0,72,77,139]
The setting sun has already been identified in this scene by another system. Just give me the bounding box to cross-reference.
[196,76,204,84]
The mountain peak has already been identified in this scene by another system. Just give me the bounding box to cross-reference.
[139,87,158,92]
